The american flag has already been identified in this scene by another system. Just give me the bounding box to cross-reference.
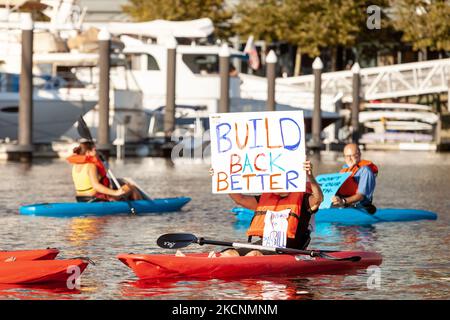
[244,35,260,70]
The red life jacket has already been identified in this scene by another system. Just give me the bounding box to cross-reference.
[247,182,312,239]
[337,160,378,197]
[66,154,110,188]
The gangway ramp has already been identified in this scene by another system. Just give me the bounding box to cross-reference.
[279,58,450,103]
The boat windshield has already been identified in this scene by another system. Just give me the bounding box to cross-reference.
[126,53,160,71]
[0,71,84,91]
[182,54,219,75]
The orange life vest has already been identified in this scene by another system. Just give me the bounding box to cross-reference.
[337,160,378,197]
[66,154,110,188]
[247,192,306,240]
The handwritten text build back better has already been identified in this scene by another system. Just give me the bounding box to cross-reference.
[209,111,306,194]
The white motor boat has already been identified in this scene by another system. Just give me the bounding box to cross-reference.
[0,72,97,143]
[0,4,100,143]
[82,17,341,139]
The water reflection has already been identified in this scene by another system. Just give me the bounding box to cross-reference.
[118,269,371,300]
[0,151,448,299]
[66,218,108,247]
[0,283,83,300]
[118,278,304,300]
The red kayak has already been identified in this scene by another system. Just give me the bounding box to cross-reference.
[0,259,88,284]
[0,249,59,262]
[117,251,382,280]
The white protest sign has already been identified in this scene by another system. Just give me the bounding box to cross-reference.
[262,209,291,248]
[209,111,306,194]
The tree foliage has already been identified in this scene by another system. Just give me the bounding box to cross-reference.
[122,0,449,64]
[235,0,390,56]
[122,0,233,38]
[391,0,450,51]
[233,0,285,43]
[282,0,367,57]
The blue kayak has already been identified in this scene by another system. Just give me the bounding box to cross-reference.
[19,197,191,218]
[231,207,437,226]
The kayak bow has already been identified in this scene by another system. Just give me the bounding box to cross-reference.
[0,259,88,284]
[0,249,59,261]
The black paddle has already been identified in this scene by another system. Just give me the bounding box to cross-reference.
[76,115,94,143]
[157,233,361,262]
[76,116,136,214]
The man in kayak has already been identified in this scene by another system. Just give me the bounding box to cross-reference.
[331,143,378,213]
[212,160,323,257]
[67,140,143,202]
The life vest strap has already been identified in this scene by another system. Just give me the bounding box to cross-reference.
[252,210,299,220]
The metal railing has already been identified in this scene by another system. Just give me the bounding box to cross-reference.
[279,58,450,103]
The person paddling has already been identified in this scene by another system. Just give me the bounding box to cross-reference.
[331,143,378,213]
[204,160,323,257]
[67,140,142,202]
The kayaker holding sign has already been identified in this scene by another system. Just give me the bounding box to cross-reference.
[220,160,323,257]
[187,111,323,257]
[67,140,142,202]
[331,143,378,213]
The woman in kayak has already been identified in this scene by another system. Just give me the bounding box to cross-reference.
[189,160,323,258]
[67,140,143,202]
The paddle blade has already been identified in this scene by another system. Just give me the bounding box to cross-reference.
[123,177,152,200]
[157,233,198,249]
[77,116,93,141]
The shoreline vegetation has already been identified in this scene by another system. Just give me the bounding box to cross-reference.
[120,0,449,75]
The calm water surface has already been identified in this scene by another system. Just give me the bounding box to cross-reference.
[0,151,449,300]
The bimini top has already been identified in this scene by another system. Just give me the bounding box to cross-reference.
[87,18,215,40]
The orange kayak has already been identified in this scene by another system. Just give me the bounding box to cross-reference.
[0,259,88,284]
[118,251,382,280]
[0,249,59,262]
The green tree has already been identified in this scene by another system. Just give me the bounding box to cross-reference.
[233,0,285,44]
[234,0,391,73]
[122,0,233,38]
[283,0,391,71]
[391,0,450,53]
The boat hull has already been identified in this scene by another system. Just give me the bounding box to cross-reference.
[0,259,88,284]
[117,251,382,280]
[0,90,96,143]
[232,207,437,225]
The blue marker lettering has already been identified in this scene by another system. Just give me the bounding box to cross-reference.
[285,170,299,190]
[216,123,232,153]
[230,174,242,191]
[279,118,302,151]
[256,173,270,190]
[249,118,263,149]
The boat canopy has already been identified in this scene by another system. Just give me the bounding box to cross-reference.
[88,18,214,40]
